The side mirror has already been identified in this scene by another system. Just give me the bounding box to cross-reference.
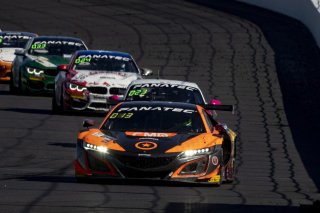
[15,49,25,56]
[209,99,222,105]
[83,119,95,128]
[57,64,68,72]
[214,123,227,133]
[140,68,153,76]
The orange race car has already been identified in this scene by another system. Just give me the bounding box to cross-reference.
[0,31,37,81]
[75,101,237,185]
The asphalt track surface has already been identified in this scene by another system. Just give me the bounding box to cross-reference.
[1,0,320,212]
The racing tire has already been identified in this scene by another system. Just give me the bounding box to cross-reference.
[217,149,223,186]
[75,176,90,183]
[60,90,67,115]
[17,72,23,95]
[9,72,17,94]
[52,91,62,114]
[223,141,236,184]
[224,158,236,184]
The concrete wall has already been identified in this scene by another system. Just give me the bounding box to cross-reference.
[237,0,320,47]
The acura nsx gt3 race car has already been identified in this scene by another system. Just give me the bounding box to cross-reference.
[0,31,37,81]
[75,101,236,185]
[52,50,153,113]
[10,36,87,94]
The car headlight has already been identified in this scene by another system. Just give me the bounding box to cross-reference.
[69,83,86,92]
[26,67,44,75]
[83,141,108,153]
[182,148,211,157]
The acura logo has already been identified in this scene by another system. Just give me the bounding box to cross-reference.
[135,141,158,150]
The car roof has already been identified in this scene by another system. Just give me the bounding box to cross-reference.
[119,101,199,110]
[76,50,132,58]
[128,79,201,89]
[33,36,84,42]
[0,31,37,36]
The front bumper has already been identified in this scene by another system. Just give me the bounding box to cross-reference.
[65,89,124,112]
[74,144,222,184]
[22,73,55,93]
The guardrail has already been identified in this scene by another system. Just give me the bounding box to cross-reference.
[237,0,320,48]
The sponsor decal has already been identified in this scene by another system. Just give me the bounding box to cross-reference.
[31,40,83,49]
[90,94,107,102]
[75,54,130,64]
[109,112,134,119]
[29,76,44,81]
[208,175,220,183]
[118,106,196,114]
[132,83,197,91]
[0,35,32,41]
[125,132,176,137]
[32,43,46,49]
[211,156,219,166]
[75,57,91,64]
[70,93,85,100]
[92,132,115,142]
[128,88,148,97]
[135,141,158,150]
[72,71,129,82]
[30,56,57,68]
[138,153,151,157]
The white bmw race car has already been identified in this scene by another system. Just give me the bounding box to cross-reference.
[52,50,152,113]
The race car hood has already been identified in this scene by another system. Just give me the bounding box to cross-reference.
[70,70,140,87]
[0,48,18,62]
[80,129,223,155]
[26,55,70,69]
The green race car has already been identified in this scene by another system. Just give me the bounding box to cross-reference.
[10,36,87,94]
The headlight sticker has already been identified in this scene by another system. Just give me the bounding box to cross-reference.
[27,67,44,75]
[69,83,86,92]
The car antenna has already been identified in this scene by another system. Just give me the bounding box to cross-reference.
[157,68,160,79]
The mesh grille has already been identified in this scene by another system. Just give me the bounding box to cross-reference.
[89,102,107,108]
[109,87,126,95]
[44,69,58,76]
[87,87,108,94]
[116,155,176,169]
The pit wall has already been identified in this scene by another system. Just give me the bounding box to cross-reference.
[237,0,320,48]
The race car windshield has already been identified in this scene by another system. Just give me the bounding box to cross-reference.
[29,40,86,56]
[0,36,31,48]
[125,86,205,105]
[72,56,139,73]
[102,107,206,133]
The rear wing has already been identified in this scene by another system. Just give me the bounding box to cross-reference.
[203,104,235,114]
